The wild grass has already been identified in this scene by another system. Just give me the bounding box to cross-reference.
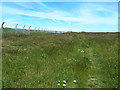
[2,30,119,88]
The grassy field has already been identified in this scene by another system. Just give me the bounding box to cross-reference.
[2,30,119,88]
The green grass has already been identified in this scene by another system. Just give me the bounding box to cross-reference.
[2,30,119,88]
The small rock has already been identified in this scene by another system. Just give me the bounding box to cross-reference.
[57,83,60,86]
[73,80,76,83]
[63,84,66,87]
[63,80,66,84]
[91,78,97,81]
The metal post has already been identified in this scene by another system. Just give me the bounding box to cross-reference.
[29,26,31,34]
[23,25,26,33]
[1,22,5,33]
[15,24,18,33]
[38,27,40,32]
[34,27,36,32]
[38,27,39,30]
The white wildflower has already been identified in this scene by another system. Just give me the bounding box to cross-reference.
[24,48,27,51]
[78,49,80,52]
[81,50,84,53]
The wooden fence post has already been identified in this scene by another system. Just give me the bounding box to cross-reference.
[15,24,18,33]
[1,22,5,33]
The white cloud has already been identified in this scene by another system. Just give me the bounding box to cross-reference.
[2,5,117,25]
[17,10,117,25]
[48,26,82,32]
[68,22,71,24]
[1,0,119,2]
[15,2,34,9]
[37,2,47,7]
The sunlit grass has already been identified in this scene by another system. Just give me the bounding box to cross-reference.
[2,30,118,88]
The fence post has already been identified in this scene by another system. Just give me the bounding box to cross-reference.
[43,28,45,32]
[38,27,40,30]
[15,24,18,33]
[34,27,36,32]
[38,27,40,32]
[23,25,26,33]
[1,22,5,33]
[29,26,31,34]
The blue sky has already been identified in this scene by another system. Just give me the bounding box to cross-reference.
[1,2,118,32]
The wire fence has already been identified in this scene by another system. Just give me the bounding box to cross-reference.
[1,22,65,34]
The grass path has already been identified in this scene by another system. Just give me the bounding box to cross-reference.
[86,47,101,88]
